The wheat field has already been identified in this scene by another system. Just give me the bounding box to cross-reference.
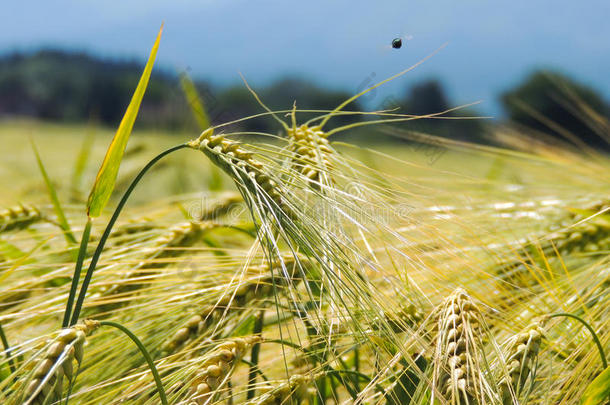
[0,49,609,404]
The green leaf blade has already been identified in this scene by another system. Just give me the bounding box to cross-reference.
[180,72,210,130]
[86,25,163,218]
[581,366,610,405]
[31,140,77,245]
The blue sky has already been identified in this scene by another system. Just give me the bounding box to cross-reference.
[2,1,609,116]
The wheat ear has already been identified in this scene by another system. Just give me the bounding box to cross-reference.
[433,288,490,404]
[287,122,334,188]
[499,321,544,404]
[23,319,99,404]
[187,128,294,218]
[245,373,319,405]
[0,204,42,233]
[496,203,610,288]
[98,221,208,300]
[547,202,610,254]
[186,336,261,404]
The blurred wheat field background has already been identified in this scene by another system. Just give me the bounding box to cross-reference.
[1,23,610,405]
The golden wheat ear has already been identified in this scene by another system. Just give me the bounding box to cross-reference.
[315,43,448,130]
[239,72,290,132]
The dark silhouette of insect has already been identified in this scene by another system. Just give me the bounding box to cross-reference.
[380,35,412,53]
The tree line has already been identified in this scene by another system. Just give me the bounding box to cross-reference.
[0,50,608,146]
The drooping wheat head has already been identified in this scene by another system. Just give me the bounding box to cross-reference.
[21,319,99,405]
[187,128,294,221]
[499,321,544,404]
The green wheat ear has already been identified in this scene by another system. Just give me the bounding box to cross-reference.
[432,288,494,404]
[22,320,100,404]
[0,204,42,233]
[499,321,544,404]
[186,127,427,367]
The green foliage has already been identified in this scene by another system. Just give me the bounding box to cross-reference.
[31,140,77,245]
[87,25,162,218]
[501,70,610,147]
[580,366,610,405]
[386,355,427,405]
[404,80,449,116]
[180,72,211,130]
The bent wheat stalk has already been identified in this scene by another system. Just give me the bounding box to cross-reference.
[68,144,188,326]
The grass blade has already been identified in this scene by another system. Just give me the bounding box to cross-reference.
[99,321,168,405]
[31,139,77,245]
[180,72,223,190]
[86,24,163,218]
[180,72,210,129]
[71,123,96,201]
[580,366,610,405]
